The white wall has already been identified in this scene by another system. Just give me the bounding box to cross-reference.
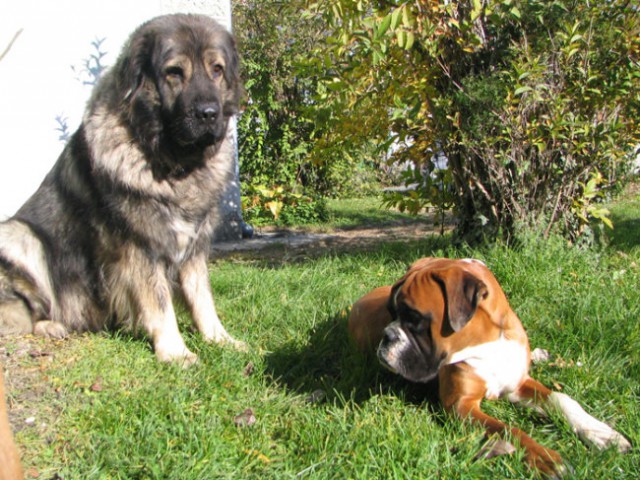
[0,0,233,221]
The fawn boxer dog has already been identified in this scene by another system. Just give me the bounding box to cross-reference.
[348,257,630,477]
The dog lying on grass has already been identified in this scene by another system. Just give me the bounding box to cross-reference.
[349,257,631,477]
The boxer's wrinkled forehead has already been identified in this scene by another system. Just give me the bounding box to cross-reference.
[387,264,489,337]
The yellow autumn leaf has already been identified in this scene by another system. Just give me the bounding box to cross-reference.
[265,200,283,219]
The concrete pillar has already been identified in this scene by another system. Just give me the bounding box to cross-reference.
[161,0,244,243]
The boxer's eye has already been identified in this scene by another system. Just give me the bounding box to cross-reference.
[411,318,430,335]
[409,322,427,335]
[403,310,431,335]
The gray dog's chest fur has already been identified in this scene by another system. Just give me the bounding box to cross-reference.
[82,99,234,261]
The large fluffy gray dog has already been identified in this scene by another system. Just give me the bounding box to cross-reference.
[0,14,245,365]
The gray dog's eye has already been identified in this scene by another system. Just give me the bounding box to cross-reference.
[212,64,224,78]
[165,66,184,79]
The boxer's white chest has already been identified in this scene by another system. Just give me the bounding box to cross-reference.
[447,337,528,399]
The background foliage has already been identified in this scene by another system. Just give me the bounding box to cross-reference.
[247,0,639,243]
[233,0,317,191]
[241,184,329,226]
[232,0,390,219]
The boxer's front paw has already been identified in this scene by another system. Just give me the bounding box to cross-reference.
[527,446,569,479]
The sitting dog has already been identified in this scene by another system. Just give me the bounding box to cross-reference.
[0,14,244,365]
[348,257,630,477]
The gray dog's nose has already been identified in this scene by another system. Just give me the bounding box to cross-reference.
[196,103,219,122]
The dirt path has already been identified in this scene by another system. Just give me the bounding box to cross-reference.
[212,216,451,261]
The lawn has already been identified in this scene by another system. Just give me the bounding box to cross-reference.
[323,197,434,229]
[2,186,639,479]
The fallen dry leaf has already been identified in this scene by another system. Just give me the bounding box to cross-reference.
[234,408,256,428]
[243,361,255,377]
[28,350,53,358]
[531,347,551,364]
[26,467,40,478]
[244,449,271,464]
[475,435,516,460]
[89,376,104,392]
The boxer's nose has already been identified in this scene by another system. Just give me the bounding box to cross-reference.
[383,328,399,344]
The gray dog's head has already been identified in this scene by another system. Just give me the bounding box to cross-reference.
[110,14,242,171]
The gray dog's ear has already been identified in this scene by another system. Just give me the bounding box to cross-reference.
[112,27,164,156]
[221,31,243,115]
[223,34,240,85]
[116,31,154,102]
[433,269,488,336]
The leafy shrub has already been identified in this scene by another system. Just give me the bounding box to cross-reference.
[242,185,329,226]
[234,1,332,196]
[234,1,389,199]
[307,0,640,243]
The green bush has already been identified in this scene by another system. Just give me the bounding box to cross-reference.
[307,0,640,243]
[234,1,389,199]
[241,185,329,226]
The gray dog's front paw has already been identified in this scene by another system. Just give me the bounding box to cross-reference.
[33,320,68,339]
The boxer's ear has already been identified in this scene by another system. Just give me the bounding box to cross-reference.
[434,269,488,336]
[387,279,406,319]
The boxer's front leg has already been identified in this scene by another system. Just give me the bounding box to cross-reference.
[510,377,631,453]
[441,365,567,478]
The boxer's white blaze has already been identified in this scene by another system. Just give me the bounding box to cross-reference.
[446,336,528,399]
[461,258,486,266]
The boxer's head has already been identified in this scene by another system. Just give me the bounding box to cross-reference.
[377,260,488,383]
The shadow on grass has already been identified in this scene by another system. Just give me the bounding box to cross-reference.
[262,236,452,408]
[331,209,440,231]
[607,215,640,251]
[228,234,456,271]
[263,310,440,408]
[604,182,640,251]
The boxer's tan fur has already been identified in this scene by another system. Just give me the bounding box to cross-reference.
[349,257,630,478]
[0,368,24,480]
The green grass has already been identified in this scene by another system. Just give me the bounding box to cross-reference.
[324,197,431,229]
[261,196,434,231]
[4,186,640,479]
[607,183,640,253]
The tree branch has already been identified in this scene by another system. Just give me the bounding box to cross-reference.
[0,29,23,63]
